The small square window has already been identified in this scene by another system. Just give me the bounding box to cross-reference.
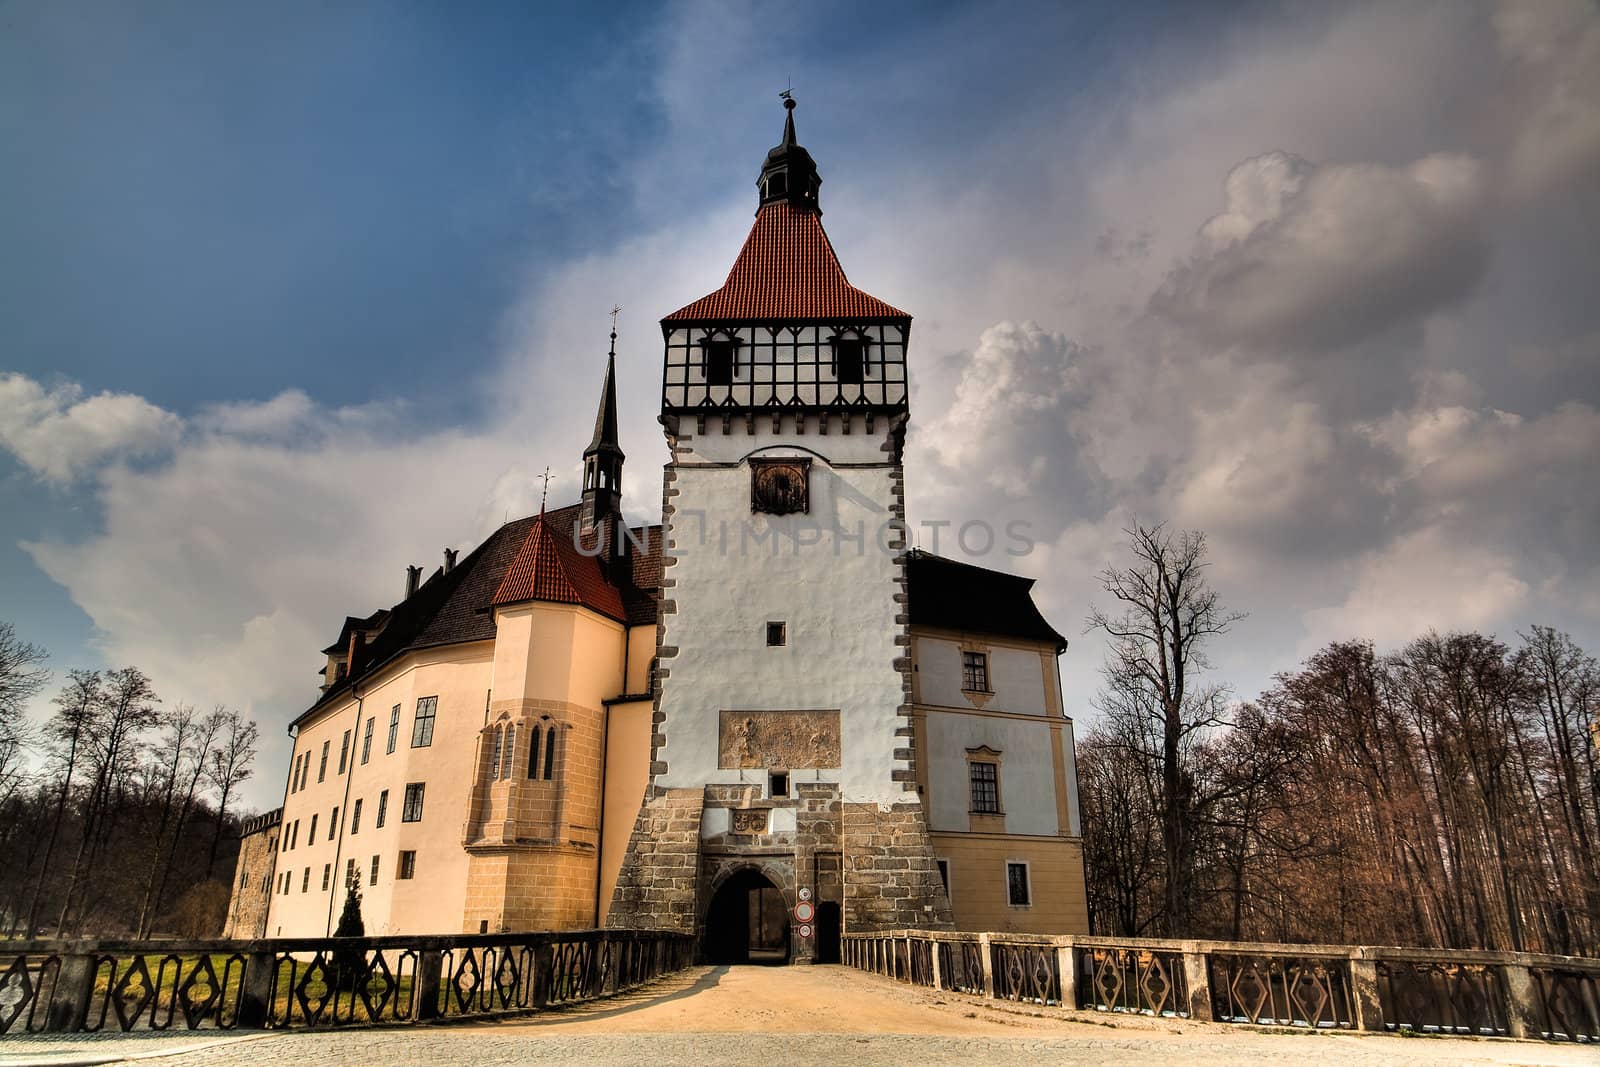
[962,651,990,693]
[769,770,789,798]
[1006,861,1031,907]
[766,621,786,646]
[398,850,417,880]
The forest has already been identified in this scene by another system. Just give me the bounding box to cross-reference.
[1078,525,1600,955]
[0,624,259,939]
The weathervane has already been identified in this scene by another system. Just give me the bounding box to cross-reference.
[779,77,794,103]
[538,466,551,513]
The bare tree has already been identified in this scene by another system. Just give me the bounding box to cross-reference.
[0,621,49,804]
[1087,522,1242,935]
[58,666,159,933]
[205,708,259,879]
[25,669,101,935]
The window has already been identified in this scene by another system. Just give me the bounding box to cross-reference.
[502,725,516,779]
[301,867,310,893]
[289,820,299,850]
[833,335,865,385]
[1006,861,1031,907]
[543,729,556,780]
[345,857,356,887]
[937,859,951,896]
[766,621,786,647]
[386,705,400,754]
[769,770,789,798]
[289,753,298,794]
[322,864,331,890]
[488,727,503,781]
[351,798,363,834]
[318,740,330,783]
[970,761,1000,814]
[338,729,350,774]
[369,855,380,886]
[528,725,542,779]
[360,717,373,765]
[329,807,338,840]
[411,696,437,748]
[376,789,388,829]
[294,752,305,791]
[703,338,734,386]
[398,850,417,880]
[240,868,248,888]
[402,782,425,823]
[962,651,990,693]
[308,813,318,843]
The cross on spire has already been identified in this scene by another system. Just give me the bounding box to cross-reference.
[609,304,621,356]
[538,466,551,514]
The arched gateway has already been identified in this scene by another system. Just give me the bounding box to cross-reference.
[704,867,790,964]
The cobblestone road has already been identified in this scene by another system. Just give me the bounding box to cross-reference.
[3,965,1592,1067]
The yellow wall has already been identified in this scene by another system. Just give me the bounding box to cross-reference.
[931,832,1089,935]
[598,698,653,926]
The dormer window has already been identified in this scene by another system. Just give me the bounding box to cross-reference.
[701,334,737,386]
[831,332,867,385]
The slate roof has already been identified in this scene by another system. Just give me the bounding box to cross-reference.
[661,201,908,322]
[905,549,1068,652]
[298,503,662,725]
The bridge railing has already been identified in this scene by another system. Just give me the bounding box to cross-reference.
[842,930,1600,1043]
[0,928,693,1036]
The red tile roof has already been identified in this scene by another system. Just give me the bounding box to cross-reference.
[492,512,627,621]
[662,202,908,322]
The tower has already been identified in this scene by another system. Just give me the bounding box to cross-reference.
[608,97,953,959]
[580,328,625,558]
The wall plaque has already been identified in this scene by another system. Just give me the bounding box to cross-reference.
[750,458,810,515]
[719,710,841,770]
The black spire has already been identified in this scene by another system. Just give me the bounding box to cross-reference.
[758,93,821,214]
[581,320,625,548]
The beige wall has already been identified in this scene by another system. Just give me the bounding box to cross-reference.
[267,641,493,937]
[598,698,653,926]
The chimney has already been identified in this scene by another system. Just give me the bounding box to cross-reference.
[443,548,458,574]
[405,565,422,598]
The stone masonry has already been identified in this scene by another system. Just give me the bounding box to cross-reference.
[842,802,955,931]
[606,787,704,933]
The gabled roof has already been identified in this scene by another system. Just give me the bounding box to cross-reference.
[662,201,908,323]
[493,511,626,621]
[298,503,662,725]
[905,549,1068,652]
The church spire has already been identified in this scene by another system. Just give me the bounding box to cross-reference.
[758,92,821,214]
[580,315,625,553]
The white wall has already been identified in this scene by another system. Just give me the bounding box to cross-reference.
[918,637,1048,714]
[655,429,909,805]
[924,712,1061,837]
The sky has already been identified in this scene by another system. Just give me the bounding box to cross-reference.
[3,0,1598,813]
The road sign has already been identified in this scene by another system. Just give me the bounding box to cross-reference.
[794,900,815,924]
[798,887,812,902]
[799,924,812,939]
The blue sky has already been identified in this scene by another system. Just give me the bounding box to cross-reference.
[4,0,1599,810]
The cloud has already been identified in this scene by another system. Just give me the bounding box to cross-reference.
[0,373,182,485]
[1303,525,1531,649]
[1494,0,1600,198]
[1152,151,1488,352]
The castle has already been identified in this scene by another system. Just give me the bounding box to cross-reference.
[226,101,1088,962]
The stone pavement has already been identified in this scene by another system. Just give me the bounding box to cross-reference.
[2,965,1592,1066]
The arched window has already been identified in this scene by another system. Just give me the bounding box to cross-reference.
[528,724,542,779]
[543,727,557,781]
[502,724,516,779]
[488,726,503,782]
